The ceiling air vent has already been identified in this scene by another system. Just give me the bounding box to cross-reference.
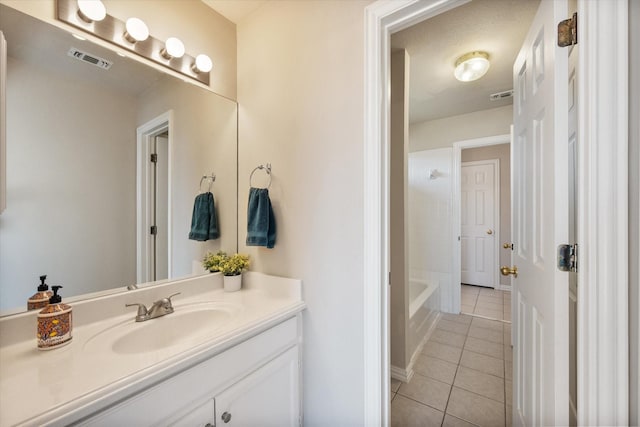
[489,89,514,101]
[67,47,112,70]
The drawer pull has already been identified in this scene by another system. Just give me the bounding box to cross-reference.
[221,412,232,423]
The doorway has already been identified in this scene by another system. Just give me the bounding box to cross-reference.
[137,111,173,284]
[364,0,630,426]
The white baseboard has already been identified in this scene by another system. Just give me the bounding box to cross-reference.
[390,312,442,383]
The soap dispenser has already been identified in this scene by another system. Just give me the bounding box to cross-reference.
[37,286,73,350]
[27,275,53,311]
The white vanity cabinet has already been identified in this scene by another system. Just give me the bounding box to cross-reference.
[77,316,302,427]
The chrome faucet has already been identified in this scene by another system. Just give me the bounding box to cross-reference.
[126,293,180,322]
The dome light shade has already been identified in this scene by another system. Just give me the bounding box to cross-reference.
[454,51,490,82]
[77,0,106,23]
[161,37,185,59]
[123,17,149,43]
[193,54,213,73]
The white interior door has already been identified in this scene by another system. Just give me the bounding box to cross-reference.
[511,0,569,425]
[461,160,498,288]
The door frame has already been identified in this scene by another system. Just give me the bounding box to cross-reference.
[136,110,174,284]
[452,134,510,313]
[363,0,629,425]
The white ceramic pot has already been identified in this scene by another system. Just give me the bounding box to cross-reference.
[223,274,242,292]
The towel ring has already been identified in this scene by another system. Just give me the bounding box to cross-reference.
[249,163,272,189]
[199,173,216,193]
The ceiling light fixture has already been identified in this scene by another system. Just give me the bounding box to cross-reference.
[192,54,213,73]
[454,51,490,82]
[76,0,106,23]
[123,17,149,43]
[160,37,185,60]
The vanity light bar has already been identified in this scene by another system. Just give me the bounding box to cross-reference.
[56,0,210,85]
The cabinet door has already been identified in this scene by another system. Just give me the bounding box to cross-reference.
[215,346,300,427]
[169,398,214,427]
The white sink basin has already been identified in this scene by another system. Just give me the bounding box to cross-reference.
[84,302,240,355]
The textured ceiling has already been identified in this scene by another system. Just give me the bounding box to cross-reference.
[391,0,540,124]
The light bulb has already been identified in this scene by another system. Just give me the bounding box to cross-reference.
[123,17,149,43]
[454,51,490,82]
[161,37,185,59]
[77,0,106,23]
[193,54,213,73]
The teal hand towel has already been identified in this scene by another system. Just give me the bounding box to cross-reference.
[246,187,276,248]
[189,192,219,241]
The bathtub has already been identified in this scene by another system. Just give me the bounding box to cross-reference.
[409,279,438,318]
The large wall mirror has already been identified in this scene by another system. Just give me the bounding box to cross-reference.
[0,4,238,313]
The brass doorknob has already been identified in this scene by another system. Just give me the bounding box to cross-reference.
[503,242,512,249]
[500,266,518,278]
[486,229,493,235]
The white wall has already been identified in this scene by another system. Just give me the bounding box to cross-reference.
[0,0,237,100]
[410,105,512,152]
[1,56,137,308]
[408,149,453,310]
[237,1,369,424]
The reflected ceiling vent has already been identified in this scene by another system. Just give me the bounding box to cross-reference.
[489,89,514,101]
[67,47,112,70]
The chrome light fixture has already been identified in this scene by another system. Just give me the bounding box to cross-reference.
[160,37,185,60]
[193,54,213,73]
[76,0,106,23]
[123,17,149,43]
[56,0,211,85]
[454,51,490,82]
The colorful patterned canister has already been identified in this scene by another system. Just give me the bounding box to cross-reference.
[37,286,72,350]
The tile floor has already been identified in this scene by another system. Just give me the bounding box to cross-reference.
[460,284,511,322]
[391,286,513,427]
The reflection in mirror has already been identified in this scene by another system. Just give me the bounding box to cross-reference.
[0,5,238,313]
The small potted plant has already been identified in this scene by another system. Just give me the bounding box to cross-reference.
[219,253,250,292]
[202,250,227,273]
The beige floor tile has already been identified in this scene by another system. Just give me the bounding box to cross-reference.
[391,394,444,427]
[391,378,402,393]
[454,366,505,403]
[504,345,513,362]
[442,414,479,427]
[506,380,512,406]
[503,311,512,321]
[430,328,467,349]
[477,295,504,305]
[479,288,503,298]
[391,391,397,403]
[441,312,473,325]
[447,387,505,427]
[460,349,504,378]
[397,373,452,411]
[464,336,504,359]
[506,405,513,427]
[468,324,504,344]
[475,300,504,312]
[437,318,471,335]
[472,317,504,332]
[461,304,475,314]
[503,329,512,346]
[505,360,513,380]
[413,354,458,384]
[461,285,480,295]
[423,340,463,363]
[474,307,504,320]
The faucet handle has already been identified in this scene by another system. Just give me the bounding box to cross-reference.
[166,293,181,306]
[125,302,148,319]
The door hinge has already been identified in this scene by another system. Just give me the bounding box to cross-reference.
[150,153,158,163]
[557,243,578,272]
[150,225,157,235]
[388,271,391,286]
[558,12,578,47]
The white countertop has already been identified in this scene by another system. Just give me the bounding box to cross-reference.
[0,272,304,426]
